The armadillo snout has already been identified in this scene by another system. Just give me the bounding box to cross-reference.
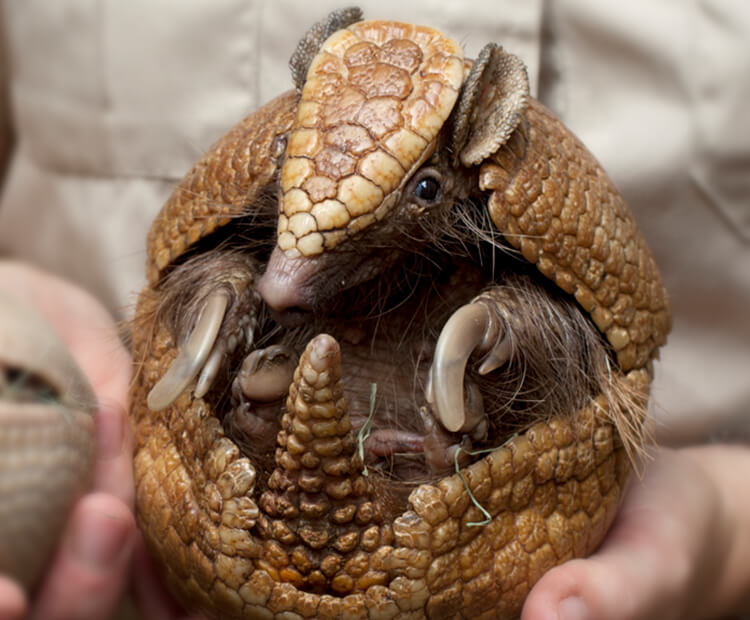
[257,245,318,315]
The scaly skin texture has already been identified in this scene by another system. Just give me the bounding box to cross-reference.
[277,20,464,256]
[146,91,298,285]
[131,320,639,619]
[131,16,670,619]
[479,104,670,372]
[0,291,96,590]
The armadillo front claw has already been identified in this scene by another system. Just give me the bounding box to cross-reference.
[194,341,226,400]
[426,300,511,433]
[147,288,231,411]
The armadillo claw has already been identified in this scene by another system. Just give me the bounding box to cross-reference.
[147,288,230,411]
[426,301,511,433]
[194,341,227,400]
[232,345,297,403]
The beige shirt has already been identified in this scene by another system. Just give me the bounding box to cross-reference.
[1,0,748,444]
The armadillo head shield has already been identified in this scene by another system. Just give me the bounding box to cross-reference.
[277,20,465,257]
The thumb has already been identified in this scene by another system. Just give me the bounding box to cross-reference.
[520,551,679,620]
[521,450,725,620]
[29,493,136,620]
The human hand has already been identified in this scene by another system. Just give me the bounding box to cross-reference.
[522,444,750,620]
[0,261,136,620]
[129,538,210,620]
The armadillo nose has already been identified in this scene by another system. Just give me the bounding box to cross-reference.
[256,271,305,313]
[257,245,315,314]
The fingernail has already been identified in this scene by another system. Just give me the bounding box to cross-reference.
[95,405,125,460]
[558,597,590,620]
[72,505,133,570]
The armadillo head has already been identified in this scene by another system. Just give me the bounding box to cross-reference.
[278,20,464,257]
[258,20,465,313]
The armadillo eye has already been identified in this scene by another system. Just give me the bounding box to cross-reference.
[414,175,441,203]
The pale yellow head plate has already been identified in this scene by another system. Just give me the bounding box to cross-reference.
[278,20,464,256]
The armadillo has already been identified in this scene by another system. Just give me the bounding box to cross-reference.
[130,9,670,619]
[0,289,96,590]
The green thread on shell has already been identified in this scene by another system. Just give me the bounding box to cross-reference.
[357,383,377,476]
[455,433,519,527]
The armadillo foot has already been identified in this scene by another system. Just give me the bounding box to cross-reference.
[419,406,474,476]
[426,300,512,434]
[147,288,230,410]
[231,344,297,403]
[223,400,281,462]
[147,287,257,410]
[224,345,298,461]
[361,428,424,460]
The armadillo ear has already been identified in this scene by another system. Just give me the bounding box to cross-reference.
[289,7,364,92]
[451,43,530,167]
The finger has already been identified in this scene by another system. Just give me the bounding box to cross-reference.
[131,537,208,620]
[30,493,136,620]
[521,511,680,619]
[0,577,27,620]
[522,451,722,620]
[49,288,131,417]
[521,553,678,620]
[93,403,135,508]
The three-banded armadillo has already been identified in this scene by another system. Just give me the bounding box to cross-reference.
[130,9,669,619]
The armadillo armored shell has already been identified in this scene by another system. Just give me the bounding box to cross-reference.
[0,290,96,590]
[132,12,670,620]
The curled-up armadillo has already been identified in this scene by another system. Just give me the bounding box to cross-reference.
[0,290,96,590]
[130,9,670,619]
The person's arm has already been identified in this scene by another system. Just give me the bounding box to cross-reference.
[523,444,750,620]
[0,261,136,620]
